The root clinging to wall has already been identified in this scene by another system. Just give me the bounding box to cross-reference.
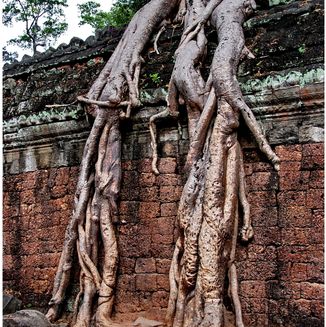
[48,1,279,326]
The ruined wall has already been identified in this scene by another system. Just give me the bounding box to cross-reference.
[3,0,324,326]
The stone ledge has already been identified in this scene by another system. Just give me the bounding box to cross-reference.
[3,76,324,175]
[3,67,324,137]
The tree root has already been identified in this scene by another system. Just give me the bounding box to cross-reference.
[177,0,223,51]
[48,1,181,324]
[48,0,281,326]
[149,108,179,174]
[154,21,168,54]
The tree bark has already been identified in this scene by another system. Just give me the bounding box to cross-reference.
[47,1,279,326]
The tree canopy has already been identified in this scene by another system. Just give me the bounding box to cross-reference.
[2,46,18,64]
[3,0,68,54]
[78,0,150,30]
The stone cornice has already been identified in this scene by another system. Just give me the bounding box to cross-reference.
[3,80,323,174]
[4,68,323,132]
[4,67,324,152]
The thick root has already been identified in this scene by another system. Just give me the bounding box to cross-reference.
[48,1,281,326]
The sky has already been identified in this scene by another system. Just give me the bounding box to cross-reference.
[3,0,114,60]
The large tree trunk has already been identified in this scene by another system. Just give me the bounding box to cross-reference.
[47,1,279,326]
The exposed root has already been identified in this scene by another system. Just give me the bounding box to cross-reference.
[162,0,279,324]
[239,103,280,170]
[178,0,223,50]
[166,237,183,327]
[239,148,253,242]
[210,0,280,170]
[228,205,244,327]
[47,109,108,321]
[49,0,280,326]
[45,100,78,108]
[72,272,84,326]
[154,21,168,54]
[149,107,179,174]
[184,88,216,171]
[174,0,186,24]
[77,225,101,290]
[48,1,181,324]
[77,95,130,108]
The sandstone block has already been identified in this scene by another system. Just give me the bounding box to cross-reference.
[136,274,157,291]
[135,258,156,273]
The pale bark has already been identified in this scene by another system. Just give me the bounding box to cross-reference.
[48,0,279,326]
[47,1,181,325]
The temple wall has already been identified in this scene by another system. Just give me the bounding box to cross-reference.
[3,0,324,325]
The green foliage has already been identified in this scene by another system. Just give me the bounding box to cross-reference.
[149,72,161,85]
[3,46,18,64]
[298,44,306,54]
[3,0,68,53]
[78,1,111,30]
[78,0,150,30]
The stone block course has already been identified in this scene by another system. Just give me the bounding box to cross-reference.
[240,281,266,298]
[152,290,169,307]
[138,202,160,219]
[156,275,170,291]
[117,274,136,291]
[309,170,324,189]
[278,206,312,228]
[159,185,183,202]
[246,171,278,191]
[3,141,324,326]
[157,158,177,174]
[275,144,302,161]
[156,259,171,274]
[300,282,324,300]
[277,191,306,207]
[160,202,178,217]
[140,186,159,202]
[248,191,277,207]
[3,3,324,323]
[135,258,156,273]
[278,170,310,191]
[306,189,324,209]
[136,274,157,292]
[302,154,324,170]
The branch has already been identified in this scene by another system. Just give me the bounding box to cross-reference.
[77,95,129,108]
[45,100,78,108]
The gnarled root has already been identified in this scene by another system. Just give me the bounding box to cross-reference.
[48,1,181,325]
[47,110,121,327]
[149,106,179,175]
[47,110,107,322]
[210,0,279,170]
[49,0,281,326]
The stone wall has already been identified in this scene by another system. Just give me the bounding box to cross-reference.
[3,0,324,326]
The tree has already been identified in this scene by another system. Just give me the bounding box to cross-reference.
[3,0,68,54]
[78,0,150,30]
[46,0,280,326]
[78,1,112,30]
[3,46,18,64]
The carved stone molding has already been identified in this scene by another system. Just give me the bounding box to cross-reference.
[3,76,323,175]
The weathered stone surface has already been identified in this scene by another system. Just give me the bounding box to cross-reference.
[3,310,51,327]
[3,295,22,315]
[132,317,163,327]
[2,0,324,326]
